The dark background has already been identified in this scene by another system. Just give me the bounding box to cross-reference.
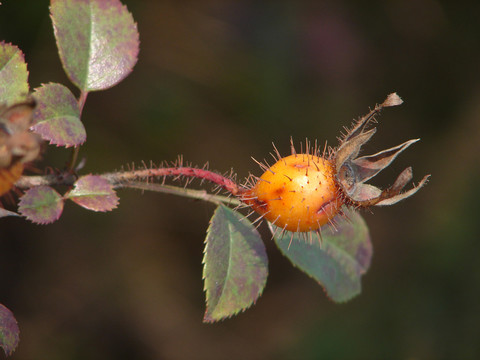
[1,0,480,359]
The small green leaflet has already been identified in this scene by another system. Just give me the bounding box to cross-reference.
[203,205,268,322]
[271,208,372,303]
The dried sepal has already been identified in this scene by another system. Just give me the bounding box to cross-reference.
[335,128,376,170]
[351,138,420,184]
[0,99,42,197]
[0,99,35,134]
[334,93,429,208]
[349,183,382,204]
[375,173,430,206]
[342,93,402,143]
[382,92,404,107]
[335,93,403,170]
[344,167,430,207]
[0,98,41,167]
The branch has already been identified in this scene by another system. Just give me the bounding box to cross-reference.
[15,172,77,188]
[101,166,246,196]
[15,166,247,206]
[124,182,242,206]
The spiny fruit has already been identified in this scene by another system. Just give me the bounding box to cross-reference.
[242,93,430,234]
[245,153,343,232]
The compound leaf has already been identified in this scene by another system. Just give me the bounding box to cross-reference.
[0,303,19,356]
[0,42,29,105]
[65,175,118,211]
[18,186,64,224]
[272,208,372,302]
[203,205,268,322]
[50,0,139,92]
[32,83,86,147]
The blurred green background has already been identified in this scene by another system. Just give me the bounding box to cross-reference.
[1,0,480,359]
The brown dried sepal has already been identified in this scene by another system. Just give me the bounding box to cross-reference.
[0,163,24,196]
[334,93,430,208]
[0,98,42,196]
[0,98,41,167]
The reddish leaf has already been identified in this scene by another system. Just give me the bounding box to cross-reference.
[18,186,64,224]
[203,205,268,322]
[32,83,86,147]
[50,0,139,91]
[0,303,19,356]
[66,175,118,212]
[0,42,29,105]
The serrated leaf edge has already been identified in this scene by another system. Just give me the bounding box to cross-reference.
[270,214,370,303]
[18,186,64,224]
[202,205,267,322]
[64,175,119,212]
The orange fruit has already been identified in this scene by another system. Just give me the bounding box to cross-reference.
[245,154,343,232]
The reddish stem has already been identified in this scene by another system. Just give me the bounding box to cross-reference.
[77,91,89,115]
[67,91,89,171]
[103,167,247,196]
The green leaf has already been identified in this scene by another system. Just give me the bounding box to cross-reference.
[32,83,86,147]
[272,208,372,302]
[50,0,139,91]
[0,303,19,356]
[65,175,119,211]
[0,42,29,105]
[18,186,64,224]
[203,205,268,322]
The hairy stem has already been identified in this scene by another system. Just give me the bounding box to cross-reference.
[125,182,242,206]
[102,167,246,196]
[77,90,89,114]
[16,166,248,201]
[15,172,77,188]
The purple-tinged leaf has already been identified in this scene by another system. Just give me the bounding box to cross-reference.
[50,0,139,91]
[0,208,20,218]
[272,208,372,303]
[65,175,118,211]
[0,303,19,356]
[18,186,64,224]
[32,83,85,147]
[0,42,29,105]
[203,205,268,322]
